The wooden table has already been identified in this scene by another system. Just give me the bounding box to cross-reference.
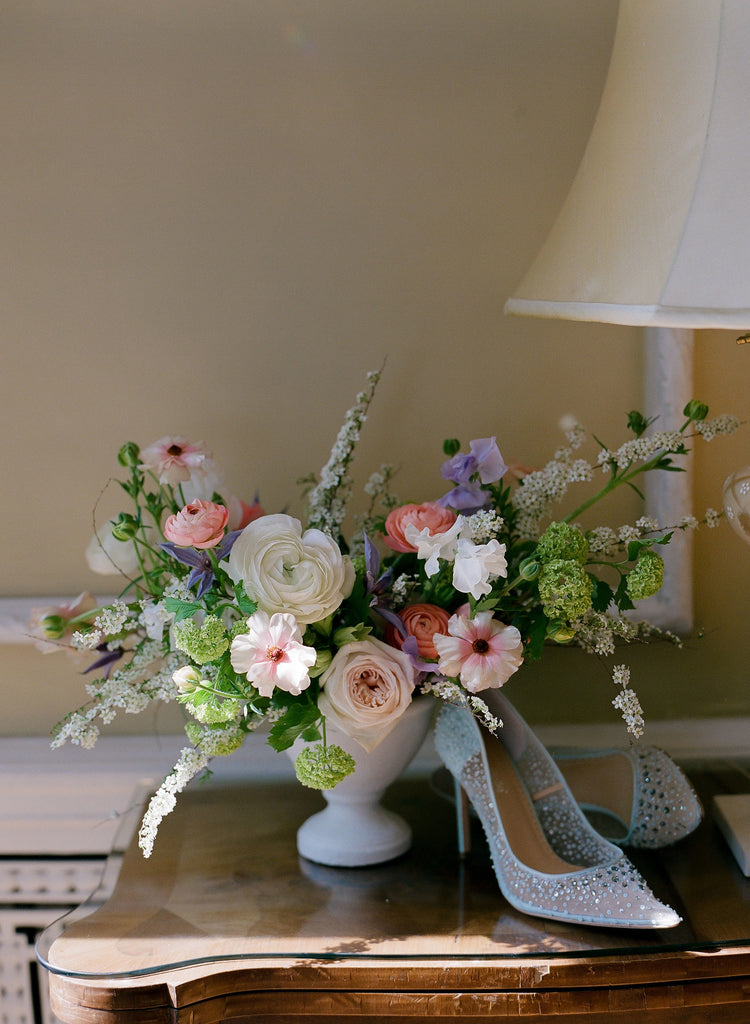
[39,762,750,1022]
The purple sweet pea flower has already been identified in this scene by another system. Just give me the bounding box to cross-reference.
[161,529,242,598]
[441,437,507,485]
[438,438,507,513]
[435,482,492,513]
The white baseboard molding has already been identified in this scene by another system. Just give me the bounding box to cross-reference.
[2,717,748,854]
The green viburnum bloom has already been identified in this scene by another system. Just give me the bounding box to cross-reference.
[538,558,593,622]
[187,695,241,725]
[184,721,245,756]
[626,549,664,601]
[174,615,229,665]
[536,522,589,564]
[294,743,356,789]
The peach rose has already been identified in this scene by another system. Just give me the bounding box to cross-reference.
[384,502,458,553]
[386,603,451,660]
[318,639,415,752]
[163,500,229,549]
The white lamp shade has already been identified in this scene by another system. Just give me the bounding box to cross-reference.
[505,0,750,328]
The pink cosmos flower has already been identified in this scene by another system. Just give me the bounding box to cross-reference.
[139,436,212,487]
[433,611,523,693]
[230,610,317,698]
[163,500,230,549]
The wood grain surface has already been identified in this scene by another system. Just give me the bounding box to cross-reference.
[41,764,750,1022]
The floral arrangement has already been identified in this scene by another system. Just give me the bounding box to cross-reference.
[33,369,738,855]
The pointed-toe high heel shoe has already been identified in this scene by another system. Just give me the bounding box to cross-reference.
[551,745,703,849]
[434,691,681,930]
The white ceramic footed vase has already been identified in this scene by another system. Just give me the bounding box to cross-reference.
[290,697,435,867]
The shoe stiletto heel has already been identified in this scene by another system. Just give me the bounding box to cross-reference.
[454,778,472,859]
[435,691,681,930]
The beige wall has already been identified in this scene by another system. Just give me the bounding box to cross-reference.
[3,0,749,736]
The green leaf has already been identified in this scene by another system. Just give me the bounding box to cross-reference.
[165,596,203,623]
[267,704,321,752]
[524,613,548,661]
[626,539,647,562]
[233,580,257,617]
[626,410,651,437]
[591,579,615,613]
[613,575,635,612]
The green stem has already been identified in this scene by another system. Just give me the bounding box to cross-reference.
[563,415,696,524]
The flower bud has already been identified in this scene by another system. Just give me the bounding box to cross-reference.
[683,399,709,422]
[518,557,540,580]
[172,665,203,694]
[111,513,140,541]
[546,620,576,643]
[442,438,461,457]
[39,614,66,640]
[117,441,141,468]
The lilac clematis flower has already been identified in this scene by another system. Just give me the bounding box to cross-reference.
[363,533,406,636]
[161,530,242,598]
[83,644,124,677]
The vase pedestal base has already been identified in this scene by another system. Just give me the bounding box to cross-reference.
[297,801,412,867]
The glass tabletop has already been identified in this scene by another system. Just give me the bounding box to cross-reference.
[37,760,750,980]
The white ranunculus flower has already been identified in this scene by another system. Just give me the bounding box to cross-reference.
[85,521,142,577]
[224,513,355,625]
[317,638,415,752]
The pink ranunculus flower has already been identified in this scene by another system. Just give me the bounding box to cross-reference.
[230,610,317,698]
[384,502,458,553]
[433,610,523,693]
[318,638,415,752]
[163,500,230,549]
[385,603,451,660]
[224,513,355,626]
[139,436,215,487]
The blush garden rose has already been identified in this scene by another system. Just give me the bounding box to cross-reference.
[317,638,416,752]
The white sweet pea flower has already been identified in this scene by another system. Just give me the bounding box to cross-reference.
[452,537,508,600]
[85,521,143,577]
[404,517,465,577]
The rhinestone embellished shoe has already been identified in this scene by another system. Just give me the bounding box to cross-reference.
[550,745,703,849]
[434,691,681,930]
